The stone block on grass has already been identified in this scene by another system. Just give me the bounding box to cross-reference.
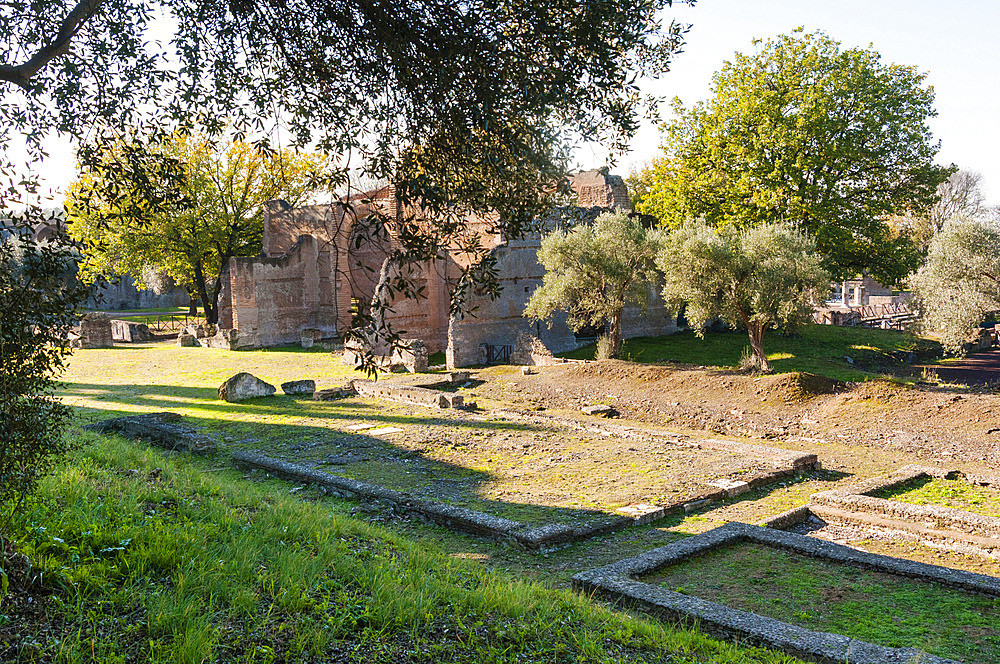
[281,379,316,397]
[177,333,198,347]
[218,372,276,402]
[582,404,617,417]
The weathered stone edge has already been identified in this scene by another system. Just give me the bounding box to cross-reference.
[83,413,217,455]
[813,464,1000,539]
[229,450,807,550]
[573,522,993,664]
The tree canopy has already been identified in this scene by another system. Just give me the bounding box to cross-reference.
[888,169,995,253]
[67,133,329,324]
[910,215,1000,355]
[656,220,829,372]
[635,29,949,285]
[524,211,661,359]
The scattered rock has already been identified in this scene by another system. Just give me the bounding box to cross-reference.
[218,372,276,402]
[581,404,617,417]
[177,333,198,347]
[521,366,534,375]
[281,379,316,397]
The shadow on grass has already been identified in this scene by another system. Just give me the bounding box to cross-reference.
[61,380,813,532]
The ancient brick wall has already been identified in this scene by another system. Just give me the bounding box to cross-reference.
[569,169,630,210]
[446,237,579,368]
[223,235,346,347]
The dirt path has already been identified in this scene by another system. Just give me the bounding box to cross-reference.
[929,349,1000,386]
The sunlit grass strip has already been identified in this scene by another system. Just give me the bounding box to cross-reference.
[4,431,803,664]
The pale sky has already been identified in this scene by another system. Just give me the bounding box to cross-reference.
[18,0,1000,206]
[578,0,1000,204]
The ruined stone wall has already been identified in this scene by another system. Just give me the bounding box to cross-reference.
[446,237,679,369]
[569,169,630,210]
[446,237,579,368]
[222,235,346,347]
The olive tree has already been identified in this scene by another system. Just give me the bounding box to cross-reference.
[910,215,1000,355]
[524,211,662,359]
[0,228,80,534]
[656,221,829,372]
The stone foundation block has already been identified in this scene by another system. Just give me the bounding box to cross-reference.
[281,379,316,397]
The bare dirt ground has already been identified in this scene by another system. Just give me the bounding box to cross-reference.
[471,360,1000,470]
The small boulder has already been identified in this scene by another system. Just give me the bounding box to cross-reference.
[281,379,316,397]
[218,372,276,402]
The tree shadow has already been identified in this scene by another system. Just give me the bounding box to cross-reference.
[64,380,817,536]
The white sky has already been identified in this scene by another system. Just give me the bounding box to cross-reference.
[17,0,1000,206]
[578,0,1000,204]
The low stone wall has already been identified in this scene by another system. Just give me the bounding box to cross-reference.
[573,522,992,664]
[84,413,217,454]
[230,450,627,550]
[808,465,1000,553]
[351,379,463,409]
[492,409,818,472]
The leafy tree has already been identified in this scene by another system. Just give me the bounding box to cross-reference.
[656,220,830,372]
[1,0,694,525]
[524,211,661,359]
[636,29,949,285]
[910,215,1000,355]
[888,169,995,252]
[0,227,81,536]
[67,134,329,324]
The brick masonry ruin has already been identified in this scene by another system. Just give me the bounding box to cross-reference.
[213,169,678,365]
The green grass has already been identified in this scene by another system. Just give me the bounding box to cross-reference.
[647,542,1000,663]
[1,432,804,664]
[875,477,1000,518]
[559,325,940,382]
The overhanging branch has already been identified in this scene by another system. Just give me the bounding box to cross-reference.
[0,0,106,90]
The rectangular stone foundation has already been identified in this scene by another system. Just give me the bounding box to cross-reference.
[573,522,998,664]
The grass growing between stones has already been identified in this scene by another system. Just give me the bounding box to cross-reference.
[59,345,778,530]
[645,541,1000,663]
[874,476,1000,518]
[1,432,805,664]
[559,326,939,382]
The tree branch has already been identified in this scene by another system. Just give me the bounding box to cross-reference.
[0,0,106,90]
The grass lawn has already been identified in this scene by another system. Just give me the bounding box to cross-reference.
[1,432,803,664]
[875,476,1000,518]
[645,542,1000,663]
[559,325,940,382]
